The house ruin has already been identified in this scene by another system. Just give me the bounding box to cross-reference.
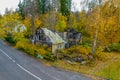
[33,28,82,53]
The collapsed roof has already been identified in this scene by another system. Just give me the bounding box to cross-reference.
[41,28,65,44]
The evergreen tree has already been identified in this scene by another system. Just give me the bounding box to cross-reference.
[60,0,72,16]
[17,0,25,18]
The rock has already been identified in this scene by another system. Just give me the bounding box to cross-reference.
[80,61,86,65]
[71,56,85,63]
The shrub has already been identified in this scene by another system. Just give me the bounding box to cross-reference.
[13,33,28,42]
[35,54,44,59]
[15,41,35,55]
[66,46,91,55]
[36,48,47,55]
[16,40,48,57]
[25,44,36,55]
[61,45,91,61]
[15,41,26,51]
[4,36,16,44]
[109,43,120,52]
[75,46,90,55]
[43,53,56,61]
[94,47,107,61]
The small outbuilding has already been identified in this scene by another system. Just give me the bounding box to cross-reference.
[14,24,26,32]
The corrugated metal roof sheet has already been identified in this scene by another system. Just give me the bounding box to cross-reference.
[41,28,65,44]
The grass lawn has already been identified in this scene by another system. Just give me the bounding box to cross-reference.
[46,52,120,79]
[95,60,120,80]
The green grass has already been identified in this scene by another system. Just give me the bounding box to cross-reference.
[96,60,120,80]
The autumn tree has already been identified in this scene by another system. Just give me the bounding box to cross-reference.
[86,0,120,52]
[3,12,22,33]
[55,14,67,32]
[0,15,6,37]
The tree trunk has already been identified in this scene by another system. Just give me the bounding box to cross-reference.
[92,0,100,55]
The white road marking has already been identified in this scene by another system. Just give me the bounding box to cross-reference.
[12,59,16,63]
[0,48,42,80]
[0,49,12,60]
[17,64,42,80]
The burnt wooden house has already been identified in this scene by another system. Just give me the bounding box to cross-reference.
[59,28,82,48]
[33,28,82,53]
[34,28,66,53]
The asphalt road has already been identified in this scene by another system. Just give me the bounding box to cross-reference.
[0,39,92,80]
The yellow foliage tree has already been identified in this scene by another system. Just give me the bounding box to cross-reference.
[0,12,22,37]
[34,17,42,29]
[86,0,120,48]
[55,14,67,32]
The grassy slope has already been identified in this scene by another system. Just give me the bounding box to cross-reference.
[47,52,120,79]
[95,59,120,80]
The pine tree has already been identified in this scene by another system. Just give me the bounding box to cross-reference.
[60,0,72,16]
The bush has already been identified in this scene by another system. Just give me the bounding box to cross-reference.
[94,47,107,61]
[82,42,90,48]
[109,43,120,52]
[43,53,56,61]
[61,45,91,61]
[15,41,25,51]
[36,48,47,55]
[4,36,16,44]
[35,54,44,59]
[75,46,91,55]
[16,41,34,55]
[16,41,47,56]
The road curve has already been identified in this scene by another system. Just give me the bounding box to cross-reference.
[0,39,92,80]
